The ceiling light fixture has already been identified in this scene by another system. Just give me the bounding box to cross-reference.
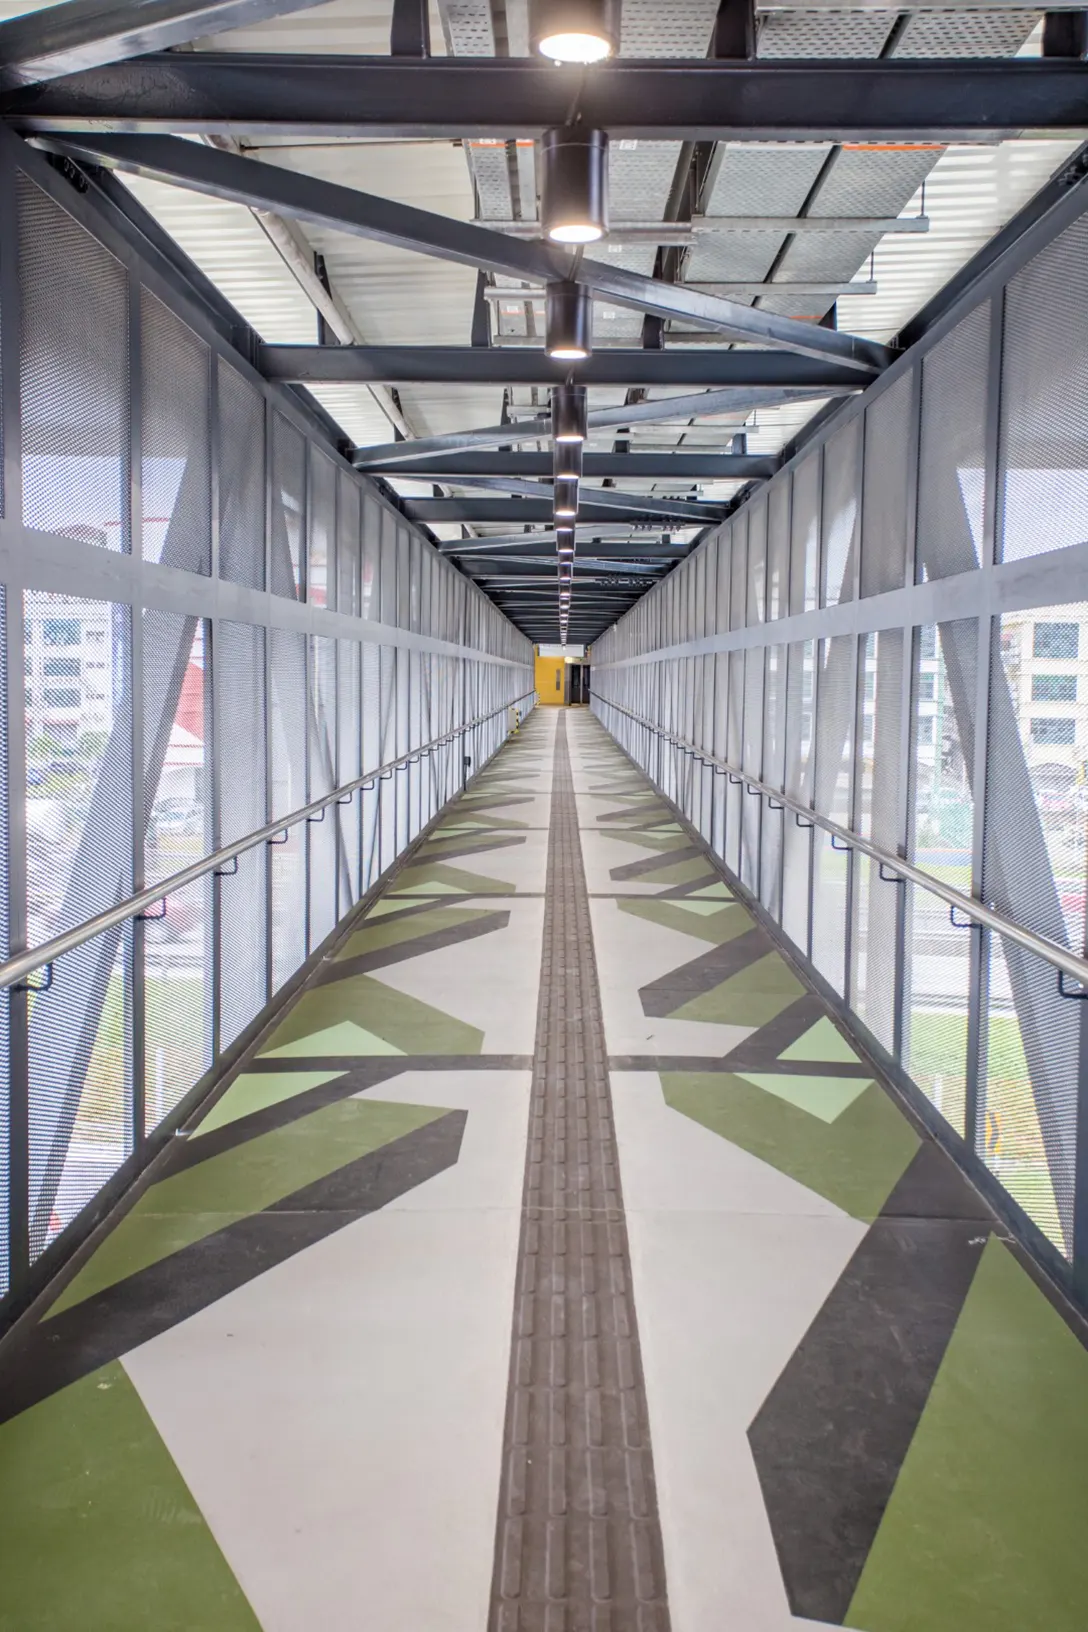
[552,383,588,445]
[530,0,618,62]
[541,127,609,245]
[546,281,592,360]
[554,476,579,519]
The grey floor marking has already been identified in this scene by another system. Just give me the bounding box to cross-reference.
[489,712,672,1632]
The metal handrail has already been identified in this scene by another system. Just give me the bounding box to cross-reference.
[595,694,1088,993]
[0,689,536,994]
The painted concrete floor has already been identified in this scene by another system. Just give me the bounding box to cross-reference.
[2,708,1088,1630]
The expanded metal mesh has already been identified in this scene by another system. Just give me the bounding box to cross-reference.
[918,302,990,579]
[592,181,1088,1296]
[19,176,129,552]
[0,138,539,1305]
[217,361,265,590]
[1000,214,1088,564]
[141,293,211,573]
[216,621,267,1048]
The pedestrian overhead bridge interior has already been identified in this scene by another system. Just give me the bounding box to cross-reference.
[1,1,1088,1628]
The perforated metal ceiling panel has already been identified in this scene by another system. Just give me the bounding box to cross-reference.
[757,9,897,57]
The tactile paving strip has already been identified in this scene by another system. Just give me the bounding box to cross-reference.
[489,714,672,1632]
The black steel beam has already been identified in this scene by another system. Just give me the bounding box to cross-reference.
[352,386,844,468]
[10,54,1088,141]
[448,541,685,559]
[43,133,887,372]
[380,452,775,479]
[267,346,867,391]
[415,475,728,522]
[0,3,333,90]
[406,498,723,524]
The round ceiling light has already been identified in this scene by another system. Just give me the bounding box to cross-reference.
[546,281,592,361]
[541,127,609,245]
[530,0,618,63]
[554,476,579,519]
[552,384,588,445]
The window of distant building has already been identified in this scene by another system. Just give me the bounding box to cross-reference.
[1031,717,1076,745]
[1033,622,1079,661]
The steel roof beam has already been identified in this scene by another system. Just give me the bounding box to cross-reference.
[0,2,334,90]
[45,133,888,372]
[269,347,866,390]
[381,452,775,479]
[442,539,686,557]
[486,281,876,301]
[485,216,929,240]
[406,498,724,524]
[353,386,842,468]
[10,54,1088,142]
[412,475,728,522]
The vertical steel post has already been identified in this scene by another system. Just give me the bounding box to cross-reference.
[128,268,145,1149]
[1,149,29,1292]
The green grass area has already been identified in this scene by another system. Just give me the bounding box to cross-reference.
[904,1007,1064,1253]
[63,972,207,1146]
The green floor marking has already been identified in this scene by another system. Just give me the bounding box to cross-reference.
[363,898,417,919]
[389,860,514,896]
[263,972,483,1055]
[261,1019,405,1058]
[332,905,500,962]
[192,1069,347,1137]
[689,882,733,900]
[663,1072,918,1220]
[780,1015,860,1064]
[49,1098,445,1316]
[0,1362,262,1632]
[673,951,804,1026]
[847,1238,1088,1632]
[735,1071,874,1124]
[598,828,686,853]
[638,857,711,887]
[619,896,753,945]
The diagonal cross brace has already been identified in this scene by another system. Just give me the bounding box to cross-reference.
[0,0,336,89]
[351,386,846,468]
[47,132,891,374]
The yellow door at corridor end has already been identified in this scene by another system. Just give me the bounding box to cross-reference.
[535,651,566,705]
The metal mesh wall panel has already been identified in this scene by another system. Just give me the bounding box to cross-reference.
[821,417,861,606]
[309,634,338,949]
[19,177,129,553]
[852,629,904,1050]
[309,448,336,612]
[141,292,211,573]
[271,411,305,599]
[216,620,267,1048]
[271,627,307,991]
[767,479,790,622]
[861,371,913,597]
[337,638,362,907]
[28,922,132,1261]
[918,302,990,579]
[590,179,1088,1302]
[0,140,534,1307]
[790,455,820,614]
[144,876,211,1133]
[217,361,266,590]
[142,613,208,889]
[747,498,768,625]
[1000,214,1088,564]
